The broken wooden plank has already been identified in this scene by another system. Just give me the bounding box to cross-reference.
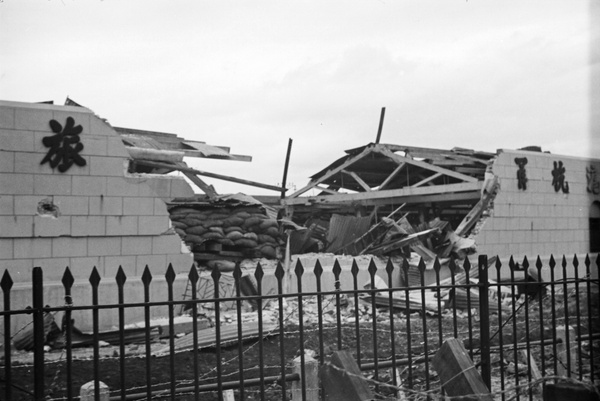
[321,350,374,401]
[153,321,279,356]
[454,176,498,236]
[432,338,493,401]
[133,159,285,193]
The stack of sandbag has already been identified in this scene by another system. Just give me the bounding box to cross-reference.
[169,206,281,259]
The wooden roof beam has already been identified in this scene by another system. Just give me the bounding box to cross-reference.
[411,172,442,188]
[379,162,406,190]
[373,146,479,183]
[286,145,376,198]
[282,181,482,206]
[342,170,372,192]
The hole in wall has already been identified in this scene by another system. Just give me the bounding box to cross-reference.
[37,198,60,218]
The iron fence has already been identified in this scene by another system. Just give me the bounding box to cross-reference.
[1,253,599,401]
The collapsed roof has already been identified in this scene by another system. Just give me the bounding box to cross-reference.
[281,142,499,257]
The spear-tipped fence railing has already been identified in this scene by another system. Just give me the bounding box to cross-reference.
[1,253,598,401]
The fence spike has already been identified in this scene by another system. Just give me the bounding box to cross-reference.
[188,264,198,283]
[141,265,152,285]
[1,270,13,292]
[418,257,427,273]
[522,255,529,270]
[463,257,471,273]
[433,257,441,272]
[572,254,579,268]
[508,255,516,271]
[62,267,74,289]
[385,258,394,276]
[313,259,323,278]
[115,266,127,286]
[494,255,502,272]
[89,266,101,287]
[549,254,556,269]
[294,259,304,277]
[255,262,264,281]
[561,254,568,269]
[165,263,176,284]
[368,258,378,277]
[535,255,543,270]
[274,260,285,280]
[212,264,223,282]
[233,262,242,281]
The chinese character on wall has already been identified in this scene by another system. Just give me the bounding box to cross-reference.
[514,157,528,190]
[551,160,569,194]
[41,117,87,172]
[587,165,600,195]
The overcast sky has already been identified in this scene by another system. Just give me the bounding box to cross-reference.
[1,1,598,196]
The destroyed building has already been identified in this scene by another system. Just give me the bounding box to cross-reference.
[274,142,599,285]
[1,99,599,333]
[0,99,274,334]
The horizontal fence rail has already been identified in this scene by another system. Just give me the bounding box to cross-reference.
[0,253,599,401]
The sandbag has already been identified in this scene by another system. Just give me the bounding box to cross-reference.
[186,226,207,236]
[202,219,224,227]
[171,221,188,229]
[224,226,243,234]
[259,219,279,230]
[243,216,262,228]
[234,238,258,248]
[257,234,277,245]
[217,238,235,247]
[209,226,225,236]
[243,232,258,241]
[265,227,280,237]
[201,232,223,240]
[259,244,277,259]
[226,231,244,241]
[185,234,204,244]
[223,216,245,227]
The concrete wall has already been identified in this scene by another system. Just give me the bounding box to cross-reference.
[0,100,195,332]
[475,149,600,268]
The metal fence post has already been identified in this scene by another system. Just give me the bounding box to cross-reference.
[32,266,45,401]
[478,255,491,390]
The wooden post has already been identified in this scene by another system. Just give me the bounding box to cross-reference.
[281,138,293,199]
[320,350,374,401]
[556,326,577,377]
[80,381,109,401]
[520,349,544,394]
[375,107,386,144]
[432,338,493,401]
[292,353,319,401]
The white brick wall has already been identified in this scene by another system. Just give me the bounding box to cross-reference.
[477,149,599,260]
[0,100,193,286]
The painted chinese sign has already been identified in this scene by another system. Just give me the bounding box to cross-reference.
[514,157,528,190]
[41,117,87,172]
[587,165,600,195]
[551,160,569,194]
